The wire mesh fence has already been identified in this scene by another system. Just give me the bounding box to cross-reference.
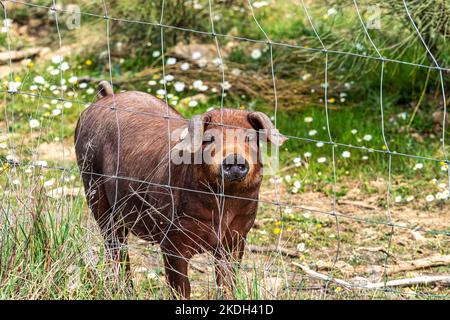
[0,0,449,299]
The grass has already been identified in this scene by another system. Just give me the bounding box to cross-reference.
[0,0,449,300]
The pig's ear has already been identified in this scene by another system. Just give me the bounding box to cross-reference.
[176,114,211,153]
[248,112,287,146]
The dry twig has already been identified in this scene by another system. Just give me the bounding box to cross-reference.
[293,262,450,290]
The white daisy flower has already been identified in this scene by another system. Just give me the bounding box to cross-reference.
[327,8,337,16]
[253,1,269,8]
[317,157,327,163]
[60,62,70,71]
[164,74,174,82]
[231,68,241,76]
[166,57,177,65]
[34,76,46,84]
[6,155,19,163]
[302,73,311,81]
[8,82,21,92]
[180,62,190,71]
[174,82,185,92]
[342,151,351,158]
[251,48,262,60]
[188,100,198,107]
[44,179,55,187]
[221,81,231,90]
[193,80,203,90]
[296,242,306,252]
[68,76,78,84]
[192,51,202,60]
[52,56,63,64]
[33,160,48,167]
[414,163,423,170]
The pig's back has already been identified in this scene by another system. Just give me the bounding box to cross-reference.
[75,91,186,184]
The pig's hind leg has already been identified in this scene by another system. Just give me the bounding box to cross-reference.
[81,174,132,296]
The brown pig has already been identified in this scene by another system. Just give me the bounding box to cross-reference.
[74,81,286,299]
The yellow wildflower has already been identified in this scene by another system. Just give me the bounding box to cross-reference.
[1,163,10,174]
[273,228,281,235]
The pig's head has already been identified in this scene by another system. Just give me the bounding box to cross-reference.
[172,109,287,192]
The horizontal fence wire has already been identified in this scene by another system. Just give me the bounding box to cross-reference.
[0,157,449,237]
[1,0,449,300]
[1,89,450,165]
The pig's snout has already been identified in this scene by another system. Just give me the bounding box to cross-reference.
[222,154,249,181]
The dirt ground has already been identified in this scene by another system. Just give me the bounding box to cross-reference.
[121,181,449,299]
